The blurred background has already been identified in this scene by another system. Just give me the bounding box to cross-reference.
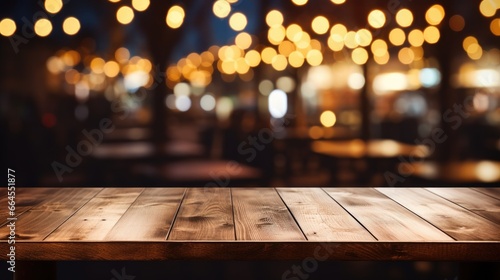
[1,0,500,187]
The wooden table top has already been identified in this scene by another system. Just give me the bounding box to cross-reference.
[312,139,430,158]
[159,160,262,181]
[103,127,151,142]
[401,160,500,184]
[1,187,499,261]
[91,141,205,159]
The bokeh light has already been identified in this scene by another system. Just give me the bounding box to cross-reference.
[396,9,413,27]
[351,47,369,65]
[268,89,288,118]
[272,54,288,71]
[117,6,134,25]
[320,111,337,127]
[449,15,465,32]
[268,26,286,45]
[62,17,80,35]
[426,4,445,25]
[311,16,330,35]
[115,47,131,64]
[175,95,191,112]
[355,29,372,47]
[0,18,16,37]
[408,29,424,47]
[479,0,497,17]
[166,5,185,29]
[200,94,216,111]
[34,18,53,37]
[132,0,150,12]
[348,73,365,90]
[229,12,248,31]
[398,47,415,64]
[213,0,231,18]
[266,10,284,27]
[306,49,323,66]
[423,26,440,44]
[389,28,405,46]
[245,50,261,67]
[44,0,63,14]
[292,0,308,6]
[371,39,388,57]
[104,61,120,78]
[491,18,500,36]
[368,9,386,28]
[235,32,252,49]
[276,76,296,93]
[288,51,305,68]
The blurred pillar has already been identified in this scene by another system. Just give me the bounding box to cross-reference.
[436,1,456,162]
[360,63,370,141]
[139,1,181,144]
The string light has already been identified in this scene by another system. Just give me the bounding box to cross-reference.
[63,17,80,35]
[0,18,16,37]
[311,16,329,35]
[44,0,63,14]
[34,18,53,37]
[166,5,185,29]
[117,6,134,25]
[132,0,150,12]
[396,9,413,28]
[213,0,231,18]
[229,13,247,31]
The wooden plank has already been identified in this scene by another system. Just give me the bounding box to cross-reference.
[106,188,185,241]
[377,188,500,241]
[168,188,234,240]
[473,188,500,200]
[324,188,452,241]
[0,188,101,240]
[13,241,500,261]
[45,188,143,241]
[232,188,305,240]
[277,188,375,241]
[426,188,500,224]
[0,188,62,226]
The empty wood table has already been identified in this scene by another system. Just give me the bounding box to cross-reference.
[132,160,264,186]
[90,141,205,160]
[1,187,499,262]
[399,160,500,185]
[311,139,430,159]
[103,127,152,142]
[88,141,206,184]
[311,139,431,184]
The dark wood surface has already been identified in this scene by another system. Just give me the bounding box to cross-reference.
[1,187,499,261]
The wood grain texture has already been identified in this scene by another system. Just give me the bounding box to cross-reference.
[0,188,101,240]
[324,188,452,241]
[106,188,185,241]
[473,188,500,200]
[377,188,500,241]
[0,188,62,226]
[168,188,234,240]
[12,241,500,261]
[232,188,305,240]
[1,187,499,262]
[45,188,143,241]
[277,188,375,241]
[426,188,500,224]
